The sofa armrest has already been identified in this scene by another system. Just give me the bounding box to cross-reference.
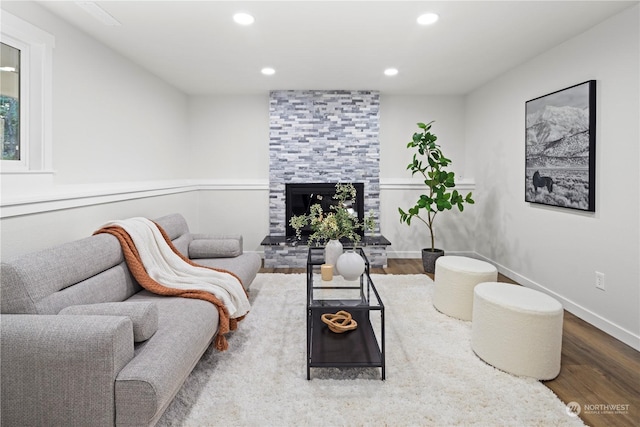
[0,314,134,426]
[189,234,243,258]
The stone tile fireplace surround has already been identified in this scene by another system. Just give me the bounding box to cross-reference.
[265,90,387,268]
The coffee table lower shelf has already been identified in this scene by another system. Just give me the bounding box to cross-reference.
[307,307,384,380]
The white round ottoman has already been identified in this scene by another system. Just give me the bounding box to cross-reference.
[433,256,498,321]
[471,282,564,380]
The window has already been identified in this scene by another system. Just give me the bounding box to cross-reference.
[0,11,54,174]
[1,42,22,163]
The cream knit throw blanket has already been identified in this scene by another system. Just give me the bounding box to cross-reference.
[96,217,250,350]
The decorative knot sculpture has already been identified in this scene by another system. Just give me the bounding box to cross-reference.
[321,310,358,333]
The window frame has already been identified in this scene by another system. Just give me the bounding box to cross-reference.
[0,11,54,175]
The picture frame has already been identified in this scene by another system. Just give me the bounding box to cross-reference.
[525,80,596,211]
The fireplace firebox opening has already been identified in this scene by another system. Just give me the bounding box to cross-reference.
[285,183,365,239]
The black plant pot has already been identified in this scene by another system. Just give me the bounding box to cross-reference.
[422,248,444,274]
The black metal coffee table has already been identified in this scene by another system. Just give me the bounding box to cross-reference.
[306,247,385,380]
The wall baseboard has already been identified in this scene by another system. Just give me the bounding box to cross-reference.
[474,254,640,352]
[387,250,476,259]
[390,251,639,351]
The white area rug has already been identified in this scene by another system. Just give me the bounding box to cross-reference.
[157,273,584,427]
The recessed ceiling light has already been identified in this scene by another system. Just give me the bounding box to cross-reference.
[384,68,399,76]
[233,12,255,26]
[261,67,276,76]
[417,13,439,26]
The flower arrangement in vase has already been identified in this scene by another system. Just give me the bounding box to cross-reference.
[289,182,373,245]
[289,182,374,277]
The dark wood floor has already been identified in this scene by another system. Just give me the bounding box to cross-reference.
[260,258,640,427]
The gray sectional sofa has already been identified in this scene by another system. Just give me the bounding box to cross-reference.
[0,213,262,426]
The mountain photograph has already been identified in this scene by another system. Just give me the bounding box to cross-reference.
[525,81,595,211]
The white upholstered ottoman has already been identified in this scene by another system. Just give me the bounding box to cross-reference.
[471,282,564,380]
[433,256,498,321]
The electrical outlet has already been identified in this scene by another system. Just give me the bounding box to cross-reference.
[595,271,605,291]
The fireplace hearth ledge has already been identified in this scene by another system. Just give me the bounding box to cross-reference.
[261,235,390,269]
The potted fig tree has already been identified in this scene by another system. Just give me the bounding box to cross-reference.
[398,121,474,273]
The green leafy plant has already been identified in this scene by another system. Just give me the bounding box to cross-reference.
[398,121,474,251]
[289,183,374,245]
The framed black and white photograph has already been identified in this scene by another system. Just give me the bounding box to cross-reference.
[525,80,596,211]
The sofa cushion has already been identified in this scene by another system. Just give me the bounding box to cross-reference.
[195,252,261,291]
[154,213,191,240]
[59,302,158,342]
[1,233,132,315]
[154,213,193,257]
[189,235,242,258]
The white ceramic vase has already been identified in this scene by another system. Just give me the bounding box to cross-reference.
[324,239,343,274]
[336,250,365,281]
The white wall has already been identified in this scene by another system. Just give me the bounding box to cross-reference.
[196,189,269,252]
[1,192,200,258]
[188,95,269,180]
[188,95,270,251]
[1,1,190,187]
[380,95,468,182]
[0,1,193,258]
[466,5,639,348]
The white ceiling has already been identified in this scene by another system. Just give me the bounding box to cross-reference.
[37,1,637,95]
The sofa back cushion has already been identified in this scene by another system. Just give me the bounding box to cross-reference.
[0,213,193,315]
[1,233,140,314]
[154,213,193,257]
